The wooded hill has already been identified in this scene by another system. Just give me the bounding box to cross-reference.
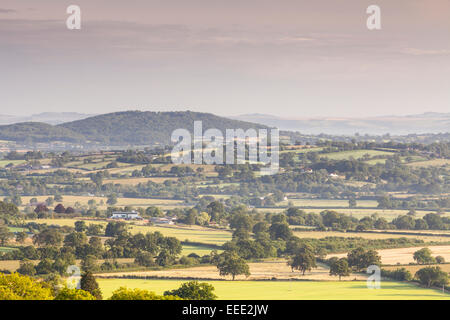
[0,111,269,146]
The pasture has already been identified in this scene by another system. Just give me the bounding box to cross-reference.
[320,150,394,160]
[278,199,378,208]
[97,279,450,300]
[0,160,26,168]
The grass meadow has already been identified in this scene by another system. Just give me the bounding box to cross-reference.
[97,278,450,300]
[320,150,394,160]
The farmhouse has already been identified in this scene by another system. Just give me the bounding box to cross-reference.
[110,211,142,220]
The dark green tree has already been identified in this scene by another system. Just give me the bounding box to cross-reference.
[80,271,103,300]
[216,251,250,280]
[329,258,350,280]
[163,281,217,300]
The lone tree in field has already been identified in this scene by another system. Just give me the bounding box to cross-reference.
[216,251,250,280]
[288,245,317,275]
[106,193,118,206]
[347,247,381,272]
[329,258,350,280]
[80,271,102,300]
[435,256,445,264]
[413,248,436,265]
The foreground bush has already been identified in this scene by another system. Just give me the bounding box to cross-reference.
[108,287,183,300]
[54,287,95,300]
[415,266,449,288]
[163,281,217,300]
[0,273,53,300]
[381,268,412,281]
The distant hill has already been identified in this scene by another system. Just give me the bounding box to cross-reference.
[0,111,269,146]
[0,112,95,125]
[232,113,450,135]
[59,111,269,145]
[0,122,84,143]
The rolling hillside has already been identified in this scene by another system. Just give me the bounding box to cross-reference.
[0,111,269,146]
[0,122,84,143]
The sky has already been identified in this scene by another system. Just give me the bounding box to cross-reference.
[1,0,450,118]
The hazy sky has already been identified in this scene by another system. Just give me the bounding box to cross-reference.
[1,0,450,118]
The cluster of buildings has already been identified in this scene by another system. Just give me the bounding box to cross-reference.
[109,210,177,225]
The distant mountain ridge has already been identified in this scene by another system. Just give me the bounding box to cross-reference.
[232,112,450,135]
[0,112,95,125]
[1,110,449,147]
[0,111,269,146]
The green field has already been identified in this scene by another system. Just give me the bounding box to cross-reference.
[181,244,221,256]
[0,160,26,168]
[320,150,394,160]
[7,226,27,233]
[280,147,324,154]
[0,247,19,253]
[277,199,378,208]
[97,279,450,300]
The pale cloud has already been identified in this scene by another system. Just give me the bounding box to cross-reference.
[0,0,450,117]
[0,8,16,13]
[401,48,450,56]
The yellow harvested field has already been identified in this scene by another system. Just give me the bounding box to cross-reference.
[129,224,232,245]
[380,229,450,235]
[328,245,450,265]
[96,259,367,281]
[0,260,22,271]
[407,159,450,168]
[292,230,450,242]
[383,264,450,274]
[255,208,441,221]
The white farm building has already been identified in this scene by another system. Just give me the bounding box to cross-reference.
[110,211,142,220]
